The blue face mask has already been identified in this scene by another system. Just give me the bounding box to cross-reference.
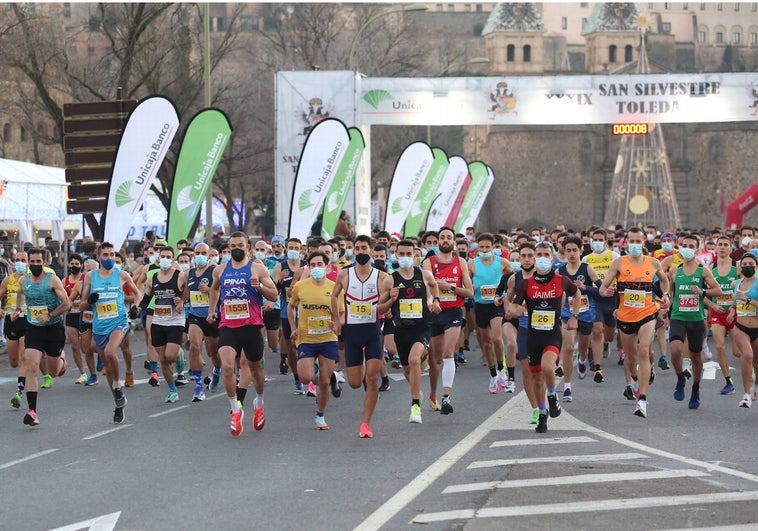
[469,242,478,250]
[14,262,26,274]
[195,255,208,267]
[627,243,643,257]
[100,258,115,270]
[661,242,674,253]
[535,256,552,272]
[287,250,300,262]
[397,256,414,270]
[591,241,605,254]
[310,267,326,281]
[221,254,231,264]
[429,246,439,255]
[344,249,353,258]
[179,263,190,272]
[493,248,502,257]
[478,250,493,259]
[254,251,267,261]
[159,258,172,270]
[510,261,521,273]
[679,247,696,261]
[210,256,220,264]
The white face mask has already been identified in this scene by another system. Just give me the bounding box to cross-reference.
[742,236,753,247]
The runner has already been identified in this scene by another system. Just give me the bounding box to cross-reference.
[707,235,739,396]
[274,237,305,392]
[0,251,29,408]
[254,239,282,368]
[67,258,99,386]
[63,253,88,384]
[727,252,758,408]
[583,228,620,368]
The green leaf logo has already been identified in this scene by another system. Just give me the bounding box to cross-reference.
[298,190,314,211]
[363,89,393,110]
[176,186,194,211]
[115,181,134,208]
[391,196,404,215]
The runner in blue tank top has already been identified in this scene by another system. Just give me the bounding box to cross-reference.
[273,237,306,391]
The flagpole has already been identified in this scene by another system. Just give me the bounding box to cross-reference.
[204,2,213,243]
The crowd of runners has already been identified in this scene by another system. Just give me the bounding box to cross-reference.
[1,222,757,435]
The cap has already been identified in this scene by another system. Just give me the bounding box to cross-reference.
[660,232,675,240]
[271,235,286,246]
[154,239,168,247]
[390,232,401,241]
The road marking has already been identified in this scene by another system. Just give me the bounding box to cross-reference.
[468,452,647,469]
[48,511,121,531]
[354,389,521,531]
[442,469,710,494]
[148,405,189,418]
[490,435,596,447]
[0,376,18,385]
[82,425,132,440]
[412,491,758,523]
[653,525,758,531]
[0,448,59,471]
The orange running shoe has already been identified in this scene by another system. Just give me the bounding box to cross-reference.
[359,422,373,438]
[253,406,265,431]
[230,408,244,437]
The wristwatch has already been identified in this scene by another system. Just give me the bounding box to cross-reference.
[433,297,440,303]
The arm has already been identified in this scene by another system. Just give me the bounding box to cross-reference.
[330,271,346,335]
[458,256,474,299]
[423,269,442,314]
[45,276,72,322]
[654,258,671,309]
[701,268,723,297]
[287,284,299,342]
[254,263,278,303]
[0,277,8,318]
[598,258,621,296]
[376,272,396,315]
[78,273,92,312]
[207,268,222,322]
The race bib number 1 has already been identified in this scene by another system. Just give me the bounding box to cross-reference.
[399,298,422,319]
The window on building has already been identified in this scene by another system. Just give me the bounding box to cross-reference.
[716,31,724,43]
[698,30,706,42]
[717,3,723,10]
[609,44,617,62]
[88,15,100,32]
[36,123,47,137]
[476,4,482,12]
[648,3,653,8]
[465,4,471,12]
[683,3,689,9]
[447,4,454,11]
[625,44,633,61]
[664,2,671,9]
[63,2,70,18]
[436,3,443,10]
[582,17,588,29]
[3,123,11,143]
[734,31,741,43]
[20,126,27,142]
[735,3,740,10]
[700,3,706,9]
[506,44,515,62]
[87,46,95,57]
[68,43,77,56]
[751,32,758,44]
[580,2,588,7]
[562,17,567,29]
[753,3,758,12]
[215,16,224,31]
[662,22,672,33]
[523,44,531,62]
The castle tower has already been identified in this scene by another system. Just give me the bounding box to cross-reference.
[583,3,640,74]
[482,3,546,74]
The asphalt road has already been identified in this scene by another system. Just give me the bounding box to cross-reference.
[1,331,757,531]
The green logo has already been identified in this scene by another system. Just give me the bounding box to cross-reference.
[176,186,194,212]
[115,181,134,207]
[298,190,314,211]
[363,89,393,110]
[391,196,404,215]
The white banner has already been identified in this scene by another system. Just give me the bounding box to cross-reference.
[426,155,469,231]
[359,73,758,126]
[288,118,349,241]
[384,142,435,235]
[103,96,179,247]
[459,167,494,232]
[276,71,356,237]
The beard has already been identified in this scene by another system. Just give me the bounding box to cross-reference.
[439,242,454,254]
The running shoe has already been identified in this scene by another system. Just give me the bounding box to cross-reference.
[314,414,329,430]
[623,385,635,400]
[593,369,605,384]
[359,422,373,438]
[11,390,22,409]
[330,372,342,398]
[577,360,587,379]
[429,398,441,411]
[23,409,39,426]
[634,399,647,418]
[279,355,288,375]
[739,394,752,408]
[391,356,401,369]
[85,374,98,386]
[562,388,573,402]
[441,396,453,415]
[617,349,625,366]
[497,370,508,389]
[203,375,211,387]
[456,353,467,365]
[294,381,306,395]
[306,382,317,397]
[505,379,516,393]
[658,355,670,370]
[632,379,640,397]
[702,342,712,361]
[547,394,562,417]
[192,388,206,402]
[379,377,391,392]
[58,353,68,376]
[230,408,244,437]
[148,372,160,387]
[529,408,540,425]
[554,365,564,377]
[165,390,179,403]
[463,339,470,351]
[488,376,499,395]
[688,389,700,410]
[683,367,692,380]
[96,356,104,373]
[535,413,548,433]
[409,404,422,424]
[253,406,265,431]
[113,406,125,424]
[143,360,151,371]
[209,370,221,393]
[75,373,88,385]
[113,387,127,409]
[124,372,135,388]
[720,383,735,395]
[674,376,686,401]
[175,373,189,387]
[41,374,53,389]
[649,368,656,385]
[334,371,346,383]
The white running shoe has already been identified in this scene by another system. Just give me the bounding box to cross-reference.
[497,370,508,389]
[740,394,752,408]
[488,376,499,395]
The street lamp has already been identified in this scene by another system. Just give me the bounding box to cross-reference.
[348,4,428,71]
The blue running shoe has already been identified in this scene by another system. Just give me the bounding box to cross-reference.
[96,356,104,373]
[85,374,99,386]
[577,361,587,380]
[674,377,686,401]
[209,370,221,393]
[688,389,700,410]
[720,383,735,395]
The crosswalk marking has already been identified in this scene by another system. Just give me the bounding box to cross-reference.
[442,469,710,494]
[412,491,758,523]
[490,435,596,447]
[468,452,647,469]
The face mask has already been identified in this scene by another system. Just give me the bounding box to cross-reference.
[69,265,81,275]
[355,253,371,266]
[0,248,4,256]
[397,256,414,270]
[742,237,752,247]
[28,264,43,277]
[231,248,246,262]
[210,256,220,264]
[741,265,756,277]
[254,251,267,261]
[310,267,326,281]
[510,261,522,273]
[159,258,172,270]
[221,254,231,264]
[591,241,605,254]
[101,258,115,270]
[330,253,338,264]
[373,259,386,271]
[647,233,655,241]
[679,248,696,261]
[14,262,26,274]
[478,250,493,259]
[114,264,122,273]
[627,244,643,257]
[287,250,300,262]
[493,248,502,257]
[469,242,478,250]
[274,252,284,260]
[344,249,353,258]
[150,253,159,264]
[458,251,468,258]
[661,242,674,253]
[535,257,552,273]
[195,255,208,268]
[179,263,190,272]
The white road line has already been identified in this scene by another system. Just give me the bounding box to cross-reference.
[653,525,758,531]
[442,469,710,494]
[354,390,522,531]
[413,490,758,523]
[0,448,59,470]
[48,511,121,531]
[148,405,189,418]
[82,424,132,440]
[468,452,647,469]
[490,435,596,447]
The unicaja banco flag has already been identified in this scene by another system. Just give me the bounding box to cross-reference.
[289,118,352,241]
[103,95,180,247]
[166,108,232,246]
[320,124,365,239]
[404,147,449,238]
[455,161,493,233]
[426,155,469,231]
[384,141,436,235]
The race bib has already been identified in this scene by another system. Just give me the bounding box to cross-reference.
[677,294,699,312]
[530,310,555,331]
[439,289,457,302]
[715,293,733,306]
[29,305,48,322]
[307,315,331,335]
[399,298,422,319]
[154,305,173,318]
[348,301,375,323]
[224,299,250,320]
[190,290,209,308]
[736,301,757,317]
[7,292,17,309]
[480,285,497,301]
[569,294,590,313]
[96,300,118,320]
[623,289,645,308]
[82,310,94,323]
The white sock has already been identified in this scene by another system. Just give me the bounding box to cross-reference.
[564,382,571,391]
[442,358,455,388]
[229,396,239,412]
[254,395,264,409]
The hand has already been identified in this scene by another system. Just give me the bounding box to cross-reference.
[430,300,442,314]
[493,296,502,307]
[713,305,727,315]
[566,316,578,330]
[263,301,275,311]
[198,283,209,293]
[437,281,451,291]
[128,306,139,320]
[251,275,260,287]
[87,292,99,304]
[0,309,4,319]
[207,311,217,324]
[331,321,342,336]
[290,329,298,341]
[389,287,399,300]
[659,296,670,310]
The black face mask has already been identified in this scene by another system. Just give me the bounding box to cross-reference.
[69,265,81,275]
[231,248,246,262]
[373,259,386,272]
[355,253,371,266]
[29,264,43,277]
[742,265,756,278]
[459,251,468,258]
